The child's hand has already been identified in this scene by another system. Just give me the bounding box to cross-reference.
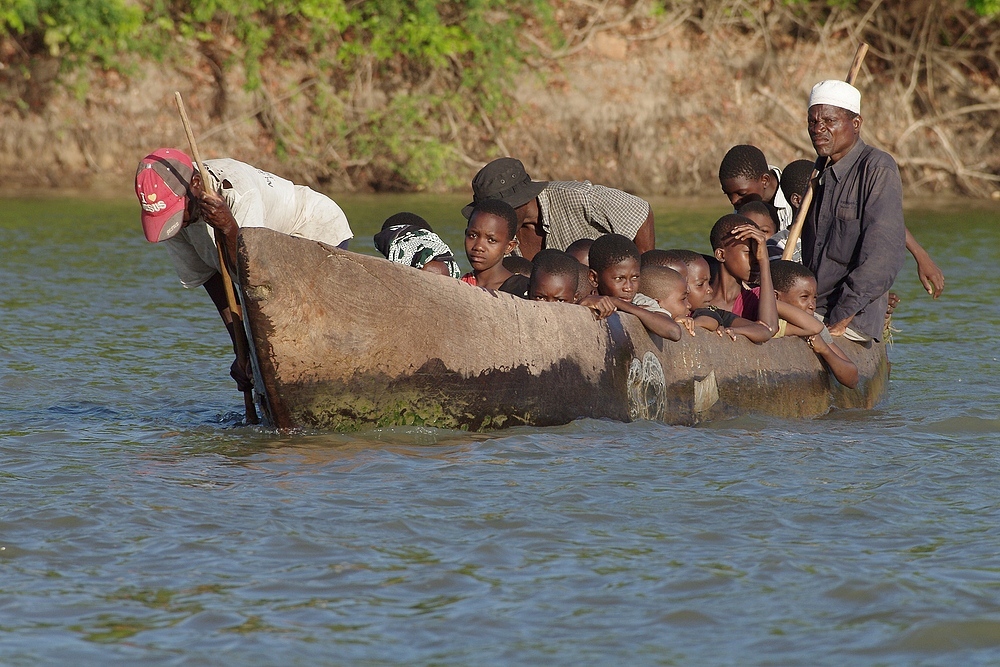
[806,333,830,355]
[578,294,617,320]
[730,224,770,262]
[675,316,696,336]
[716,326,738,341]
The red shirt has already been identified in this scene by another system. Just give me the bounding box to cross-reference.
[733,286,760,321]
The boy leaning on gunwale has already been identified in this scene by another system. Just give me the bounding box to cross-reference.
[771,260,859,388]
[588,234,682,341]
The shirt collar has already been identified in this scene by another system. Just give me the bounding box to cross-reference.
[827,137,867,182]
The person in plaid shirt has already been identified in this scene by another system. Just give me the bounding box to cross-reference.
[462,158,654,261]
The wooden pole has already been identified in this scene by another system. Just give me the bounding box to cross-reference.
[174,91,259,425]
[781,43,869,261]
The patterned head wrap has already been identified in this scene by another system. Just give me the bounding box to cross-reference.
[373,224,461,279]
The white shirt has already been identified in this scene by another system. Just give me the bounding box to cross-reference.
[769,165,794,231]
[164,159,353,288]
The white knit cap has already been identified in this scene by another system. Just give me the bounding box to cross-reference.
[809,80,861,115]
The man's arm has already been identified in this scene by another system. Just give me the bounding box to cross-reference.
[905,227,944,298]
[633,209,655,254]
[190,171,240,270]
[203,272,253,391]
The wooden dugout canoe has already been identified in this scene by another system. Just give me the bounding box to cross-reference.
[236,227,889,431]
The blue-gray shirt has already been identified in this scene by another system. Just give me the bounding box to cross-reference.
[802,138,906,341]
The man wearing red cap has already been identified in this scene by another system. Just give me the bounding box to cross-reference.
[135,148,353,390]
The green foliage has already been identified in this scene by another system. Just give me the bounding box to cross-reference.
[0,0,142,64]
[967,0,999,15]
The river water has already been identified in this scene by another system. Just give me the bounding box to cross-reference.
[2,194,998,665]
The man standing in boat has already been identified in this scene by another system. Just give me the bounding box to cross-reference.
[134,148,353,391]
[802,81,905,342]
[462,157,654,261]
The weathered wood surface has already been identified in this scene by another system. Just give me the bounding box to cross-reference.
[237,228,889,431]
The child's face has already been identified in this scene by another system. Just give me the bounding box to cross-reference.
[465,212,516,273]
[686,257,713,309]
[743,211,776,237]
[776,276,817,314]
[657,283,692,318]
[716,238,754,283]
[530,272,577,303]
[720,175,766,209]
[594,257,640,301]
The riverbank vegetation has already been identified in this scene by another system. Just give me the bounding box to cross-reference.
[1,1,997,196]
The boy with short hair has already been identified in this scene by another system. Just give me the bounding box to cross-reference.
[462,199,530,297]
[705,214,778,343]
[779,159,815,217]
[640,248,690,281]
[718,144,793,230]
[736,200,779,238]
[503,255,533,278]
[771,260,859,387]
[528,249,579,303]
[589,234,682,341]
[566,238,594,267]
[638,265,696,336]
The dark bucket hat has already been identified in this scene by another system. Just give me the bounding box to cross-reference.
[461,157,548,219]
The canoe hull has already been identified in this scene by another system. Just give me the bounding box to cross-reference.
[237,228,888,431]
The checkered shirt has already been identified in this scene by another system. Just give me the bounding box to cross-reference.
[537,181,650,251]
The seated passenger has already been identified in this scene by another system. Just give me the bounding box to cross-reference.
[737,200,783,261]
[771,260,859,387]
[589,234,681,341]
[566,238,594,266]
[769,158,814,262]
[704,214,778,342]
[718,144,793,229]
[462,200,530,297]
[575,262,596,301]
[528,249,579,303]
[640,249,690,281]
[503,255,533,278]
[779,159,815,218]
[668,249,761,339]
[373,212,461,278]
[638,265,696,336]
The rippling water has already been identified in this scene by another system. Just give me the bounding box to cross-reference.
[1,195,998,665]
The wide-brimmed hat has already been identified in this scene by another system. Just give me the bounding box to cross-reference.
[461,157,547,219]
[135,148,193,242]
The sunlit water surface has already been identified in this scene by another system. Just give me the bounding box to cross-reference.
[1,195,998,665]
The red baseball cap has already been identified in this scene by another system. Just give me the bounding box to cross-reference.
[135,148,194,242]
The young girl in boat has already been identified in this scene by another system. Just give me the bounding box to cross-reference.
[670,247,772,342]
[703,214,778,343]
[462,200,530,297]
